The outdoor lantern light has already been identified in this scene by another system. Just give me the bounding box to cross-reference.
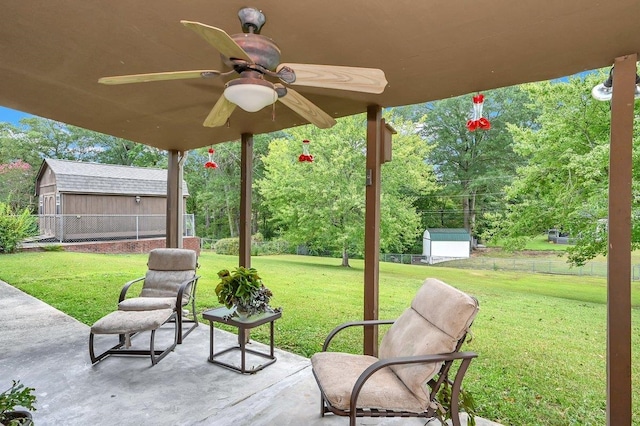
[591,67,640,101]
[135,195,141,203]
[223,78,278,112]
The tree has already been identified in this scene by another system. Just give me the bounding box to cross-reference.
[411,86,537,240]
[0,117,164,168]
[72,127,166,167]
[0,123,39,212]
[0,117,167,212]
[257,114,436,266]
[492,71,640,265]
[190,134,275,239]
[0,160,35,212]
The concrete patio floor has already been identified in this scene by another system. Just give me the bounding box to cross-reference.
[0,280,500,426]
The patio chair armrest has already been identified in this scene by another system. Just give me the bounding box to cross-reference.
[176,275,200,307]
[322,319,395,352]
[119,277,145,303]
[350,351,478,416]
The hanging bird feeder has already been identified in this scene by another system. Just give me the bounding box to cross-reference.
[466,93,491,131]
[204,147,218,169]
[298,139,314,162]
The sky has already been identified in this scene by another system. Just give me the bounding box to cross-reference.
[0,106,33,125]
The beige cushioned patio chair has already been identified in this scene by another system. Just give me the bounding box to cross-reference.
[311,278,479,426]
[117,248,200,344]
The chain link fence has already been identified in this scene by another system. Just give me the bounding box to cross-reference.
[382,253,640,280]
[380,253,429,265]
[36,214,195,243]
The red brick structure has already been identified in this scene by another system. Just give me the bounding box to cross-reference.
[23,237,200,256]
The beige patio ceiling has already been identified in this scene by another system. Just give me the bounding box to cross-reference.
[2,1,640,151]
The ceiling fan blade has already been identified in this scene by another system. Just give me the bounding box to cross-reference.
[203,95,236,128]
[180,20,252,62]
[98,70,221,85]
[278,63,388,94]
[278,87,336,129]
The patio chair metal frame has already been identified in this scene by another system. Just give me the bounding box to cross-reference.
[315,320,476,426]
[311,278,479,426]
[119,273,199,344]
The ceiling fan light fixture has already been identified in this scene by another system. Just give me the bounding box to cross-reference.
[591,82,613,101]
[224,78,277,112]
[591,68,640,101]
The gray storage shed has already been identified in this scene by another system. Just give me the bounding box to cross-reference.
[35,159,189,241]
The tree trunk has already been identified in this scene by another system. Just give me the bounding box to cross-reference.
[469,191,477,248]
[224,184,235,237]
[470,191,476,235]
[462,195,471,232]
[341,247,351,267]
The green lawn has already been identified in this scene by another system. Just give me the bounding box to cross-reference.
[487,233,570,253]
[1,251,639,425]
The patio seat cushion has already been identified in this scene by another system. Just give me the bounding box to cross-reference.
[378,278,479,407]
[311,352,426,413]
[91,309,174,335]
[135,249,197,302]
[118,297,176,311]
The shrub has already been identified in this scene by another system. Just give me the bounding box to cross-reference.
[214,237,239,255]
[214,235,283,256]
[0,203,37,254]
[42,244,64,252]
[254,238,291,255]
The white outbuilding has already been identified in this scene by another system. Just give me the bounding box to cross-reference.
[422,228,471,264]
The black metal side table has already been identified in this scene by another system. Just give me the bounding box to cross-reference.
[202,307,281,374]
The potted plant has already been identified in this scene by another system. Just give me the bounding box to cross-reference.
[215,267,279,318]
[0,380,36,426]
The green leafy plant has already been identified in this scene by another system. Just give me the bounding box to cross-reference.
[0,203,37,254]
[0,380,37,426]
[215,267,279,316]
[435,380,477,426]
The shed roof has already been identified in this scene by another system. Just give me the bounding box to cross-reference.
[37,159,189,197]
[424,228,470,242]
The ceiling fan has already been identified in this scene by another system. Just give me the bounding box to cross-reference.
[98,7,388,129]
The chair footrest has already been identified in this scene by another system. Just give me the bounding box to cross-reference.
[91,309,175,335]
[89,309,177,365]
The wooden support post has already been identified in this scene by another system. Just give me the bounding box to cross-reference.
[606,53,635,426]
[166,150,184,249]
[364,105,382,356]
[239,133,253,268]
[238,134,254,344]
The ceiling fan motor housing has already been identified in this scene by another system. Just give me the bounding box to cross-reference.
[227,34,281,71]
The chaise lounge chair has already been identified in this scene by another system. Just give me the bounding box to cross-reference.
[89,248,200,365]
[117,248,200,344]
